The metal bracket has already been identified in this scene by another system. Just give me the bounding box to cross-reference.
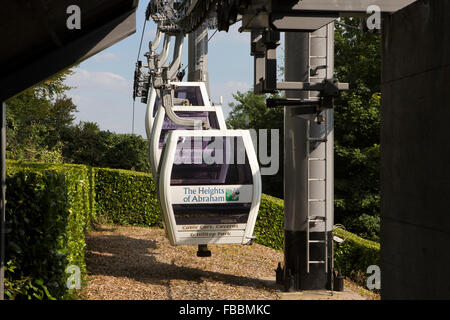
[251,29,280,94]
[148,33,172,71]
[266,79,348,120]
[132,60,151,103]
[167,32,184,81]
[275,79,349,92]
[310,64,327,76]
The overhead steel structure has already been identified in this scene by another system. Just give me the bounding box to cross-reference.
[134,0,416,292]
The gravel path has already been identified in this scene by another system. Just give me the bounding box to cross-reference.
[83,224,376,300]
[83,224,282,300]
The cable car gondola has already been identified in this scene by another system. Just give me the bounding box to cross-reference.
[158,129,261,246]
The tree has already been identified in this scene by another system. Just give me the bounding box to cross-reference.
[60,121,108,167]
[102,134,149,172]
[61,121,150,172]
[333,18,381,239]
[6,69,77,162]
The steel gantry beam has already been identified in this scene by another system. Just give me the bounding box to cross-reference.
[241,0,417,32]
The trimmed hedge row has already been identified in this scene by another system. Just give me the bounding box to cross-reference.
[93,167,161,227]
[5,161,379,298]
[254,194,284,251]
[334,227,380,286]
[5,161,94,299]
[253,193,380,286]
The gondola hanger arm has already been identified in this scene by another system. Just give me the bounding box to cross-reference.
[149,28,162,55]
[166,32,184,81]
[148,33,172,71]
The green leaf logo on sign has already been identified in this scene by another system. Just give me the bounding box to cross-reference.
[226,189,240,201]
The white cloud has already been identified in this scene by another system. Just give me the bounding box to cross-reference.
[66,88,142,136]
[64,68,140,135]
[93,52,118,62]
[66,69,130,93]
[224,81,251,90]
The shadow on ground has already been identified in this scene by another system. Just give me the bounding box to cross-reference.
[85,231,273,292]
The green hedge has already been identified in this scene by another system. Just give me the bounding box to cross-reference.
[334,227,380,286]
[5,161,94,299]
[93,167,161,227]
[254,194,284,251]
[253,193,380,285]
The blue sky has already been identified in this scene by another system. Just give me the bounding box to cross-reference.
[64,3,255,138]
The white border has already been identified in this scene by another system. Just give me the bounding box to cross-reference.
[159,130,262,246]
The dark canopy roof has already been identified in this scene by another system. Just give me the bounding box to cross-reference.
[0,0,139,100]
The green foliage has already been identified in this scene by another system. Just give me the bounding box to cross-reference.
[334,227,380,286]
[6,70,77,163]
[5,161,93,300]
[94,167,161,227]
[61,121,150,172]
[4,261,55,300]
[227,90,284,199]
[227,91,283,130]
[334,18,381,235]
[100,133,149,172]
[345,214,380,242]
[254,194,284,251]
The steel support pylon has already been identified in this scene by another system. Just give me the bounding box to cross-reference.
[283,23,335,291]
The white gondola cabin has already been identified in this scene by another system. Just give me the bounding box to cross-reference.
[158,130,262,246]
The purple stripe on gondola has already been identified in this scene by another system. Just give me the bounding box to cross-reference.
[173,203,251,225]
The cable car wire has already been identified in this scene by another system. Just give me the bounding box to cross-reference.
[132,19,148,135]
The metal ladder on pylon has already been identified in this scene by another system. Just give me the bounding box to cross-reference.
[305,29,329,275]
[306,118,328,274]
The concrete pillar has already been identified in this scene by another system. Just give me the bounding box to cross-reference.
[381,0,450,299]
